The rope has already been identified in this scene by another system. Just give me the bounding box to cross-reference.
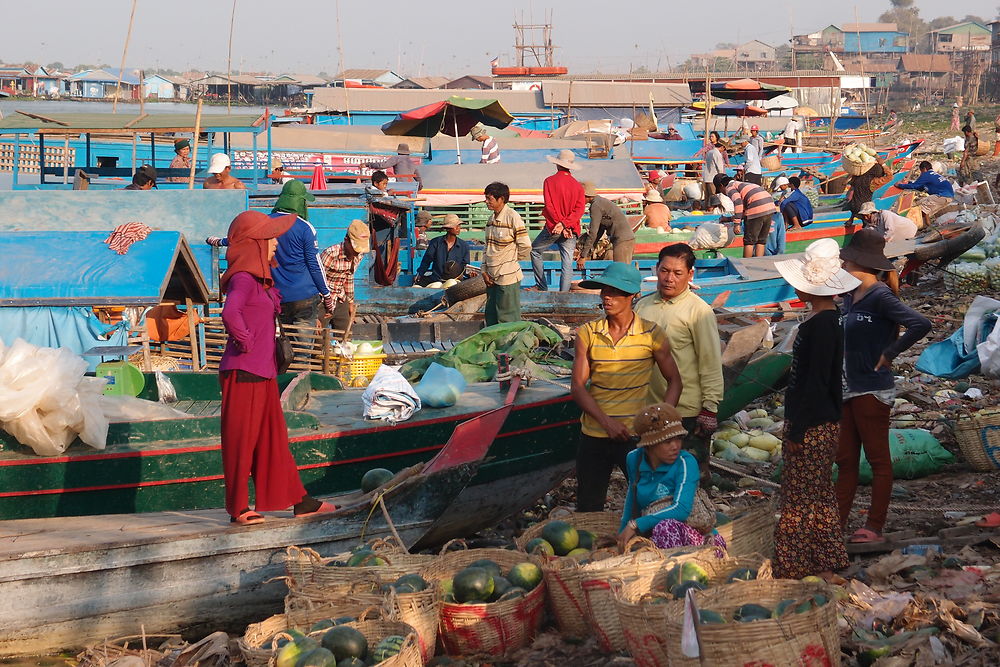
[709,459,998,513]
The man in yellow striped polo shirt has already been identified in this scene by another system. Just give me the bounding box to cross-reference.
[571,262,683,512]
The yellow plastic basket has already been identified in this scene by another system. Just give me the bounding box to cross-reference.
[330,353,386,387]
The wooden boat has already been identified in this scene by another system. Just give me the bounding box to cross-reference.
[0,372,578,521]
[0,377,540,657]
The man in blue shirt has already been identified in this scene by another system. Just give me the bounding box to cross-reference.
[414,214,471,286]
[778,175,814,230]
[897,161,955,198]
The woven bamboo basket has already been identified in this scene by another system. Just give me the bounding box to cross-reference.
[955,408,1000,471]
[580,545,719,653]
[662,580,841,667]
[514,508,621,552]
[715,500,777,557]
[285,539,435,594]
[383,584,440,663]
[613,589,683,666]
[297,613,421,667]
[239,609,360,667]
[841,155,874,176]
[421,547,547,659]
[761,154,782,172]
[284,591,384,629]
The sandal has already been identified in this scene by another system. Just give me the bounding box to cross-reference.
[295,501,338,518]
[231,510,265,525]
[975,512,1000,528]
[848,527,884,544]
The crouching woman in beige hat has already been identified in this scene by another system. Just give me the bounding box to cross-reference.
[771,238,859,579]
[619,402,726,553]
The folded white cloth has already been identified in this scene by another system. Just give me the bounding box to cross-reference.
[362,365,421,423]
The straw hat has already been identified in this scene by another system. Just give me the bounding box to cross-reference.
[470,125,487,139]
[858,201,877,216]
[547,149,580,170]
[634,403,688,447]
[583,181,598,197]
[347,219,371,253]
[775,239,861,296]
[441,214,462,229]
[840,227,895,272]
[644,190,663,203]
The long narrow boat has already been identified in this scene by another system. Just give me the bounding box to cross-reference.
[0,379,510,657]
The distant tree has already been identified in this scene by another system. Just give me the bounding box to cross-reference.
[775,44,793,70]
[45,61,65,71]
[927,16,957,31]
[962,15,985,24]
[633,65,650,74]
[880,0,927,52]
[715,42,736,51]
[712,57,736,72]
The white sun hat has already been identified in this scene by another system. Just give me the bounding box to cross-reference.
[774,238,861,296]
[208,153,231,174]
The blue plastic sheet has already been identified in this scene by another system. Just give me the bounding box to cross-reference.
[916,314,997,379]
[0,307,129,372]
[415,362,467,408]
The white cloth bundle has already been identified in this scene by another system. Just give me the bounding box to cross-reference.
[362,365,422,423]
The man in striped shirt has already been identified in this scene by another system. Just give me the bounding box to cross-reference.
[714,174,776,258]
[471,125,500,164]
[571,262,682,512]
[483,181,531,325]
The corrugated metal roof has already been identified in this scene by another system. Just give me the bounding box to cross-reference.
[542,81,691,107]
[336,69,400,80]
[898,54,955,73]
[188,74,263,86]
[0,112,264,134]
[310,87,547,113]
[393,76,451,89]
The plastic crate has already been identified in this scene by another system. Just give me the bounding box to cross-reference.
[329,353,386,387]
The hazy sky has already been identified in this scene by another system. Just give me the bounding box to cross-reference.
[3,1,997,77]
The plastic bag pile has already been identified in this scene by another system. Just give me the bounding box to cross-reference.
[0,338,191,456]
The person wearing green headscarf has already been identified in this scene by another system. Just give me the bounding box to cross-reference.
[272,179,316,221]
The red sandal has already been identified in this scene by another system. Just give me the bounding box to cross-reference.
[295,501,338,518]
[975,512,1000,528]
[231,510,265,525]
[848,527,884,544]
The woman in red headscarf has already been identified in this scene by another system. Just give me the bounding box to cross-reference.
[219,210,335,524]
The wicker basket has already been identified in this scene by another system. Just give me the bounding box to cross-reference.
[239,610,356,667]
[284,590,384,629]
[761,154,782,172]
[336,617,422,667]
[329,353,386,387]
[514,508,621,552]
[955,408,1000,471]
[383,585,440,663]
[715,500,777,557]
[662,580,841,667]
[422,547,547,659]
[580,545,719,653]
[285,540,434,595]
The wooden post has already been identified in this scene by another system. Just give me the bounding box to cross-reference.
[226,0,237,113]
[321,328,331,375]
[113,0,138,113]
[828,84,837,148]
[188,99,203,189]
[186,298,200,371]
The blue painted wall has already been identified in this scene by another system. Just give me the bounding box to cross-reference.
[843,31,908,54]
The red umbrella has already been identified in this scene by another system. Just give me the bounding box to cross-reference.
[309,163,327,190]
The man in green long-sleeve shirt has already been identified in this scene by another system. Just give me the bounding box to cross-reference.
[577,182,635,267]
[635,243,724,485]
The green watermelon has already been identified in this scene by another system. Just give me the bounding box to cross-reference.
[453,567,494,603]
[795,593,829,614]
[663,561,710,592]
[541,520,579,556]
[507,562,543,591]
[576,530,597,550]
[392,573,428,593]
[310,619,336,633]
[733,603,772,623]
[699,609,727,624]
[276,638,319,667]
[346,551,387,567]
[524,538,555,557]
[426,657,459,666]
[943,557,964,570]
[725,567,758,583]
[489,576,513,601]
[325,560,347,567]
[772,599,796,618]
[466,559,503,579]
[566,548,590,560]
[439,577,454,601]
[370,635,407,662]
[361,468,394,493]
[335,658,365,667]
[671,580,706,599]
[498,587,527,601]
[321,626,368,662]
[296,647,337,667]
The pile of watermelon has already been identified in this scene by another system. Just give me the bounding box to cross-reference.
[440,558,543,604]
[272,622,407,667]
[696,594,830,625]
[523,519,598,559]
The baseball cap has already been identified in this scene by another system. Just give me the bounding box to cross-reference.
[347,219,371,253]
[208,153,231,174]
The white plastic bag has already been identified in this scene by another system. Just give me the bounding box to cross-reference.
[415,363,468,408]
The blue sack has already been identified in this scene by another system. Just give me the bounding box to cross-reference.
[916,314,997,379]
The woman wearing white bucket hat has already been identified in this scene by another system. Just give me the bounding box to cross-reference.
[771,239,858,580]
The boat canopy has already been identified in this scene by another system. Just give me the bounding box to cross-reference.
[417,157,645,205]
[0,189,246,296]
[0,112,265,136]
[0,231,209,306]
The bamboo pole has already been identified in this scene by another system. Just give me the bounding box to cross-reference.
[188,99,203,189]
[227,0,237,113]
[113,0,138,113]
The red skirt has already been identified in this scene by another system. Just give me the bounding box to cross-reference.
[219,370,306,516]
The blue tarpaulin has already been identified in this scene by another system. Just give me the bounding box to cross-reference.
[0,307,129,371]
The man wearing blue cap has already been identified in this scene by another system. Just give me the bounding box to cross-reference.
[571,262,683,512]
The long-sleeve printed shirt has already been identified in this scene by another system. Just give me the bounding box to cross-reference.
[319,241,361,305]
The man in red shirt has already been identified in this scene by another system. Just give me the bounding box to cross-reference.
[531,150,586,291]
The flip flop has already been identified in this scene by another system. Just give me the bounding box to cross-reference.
[231,510,265,525]
[295,501,338,518]
[848,527,885,544]
[975,512,1000,528]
